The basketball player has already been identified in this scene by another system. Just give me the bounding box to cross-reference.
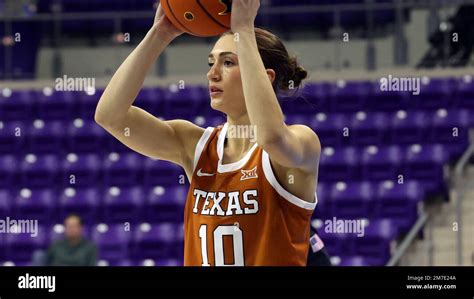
[95,0,321,266]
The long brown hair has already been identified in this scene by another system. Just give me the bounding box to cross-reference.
[222,27,308,94]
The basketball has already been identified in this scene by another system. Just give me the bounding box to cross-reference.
[160,0,232,37]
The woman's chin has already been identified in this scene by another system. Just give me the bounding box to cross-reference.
[210,97,223,110]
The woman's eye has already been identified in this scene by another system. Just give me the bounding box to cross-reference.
[208,61,233,68]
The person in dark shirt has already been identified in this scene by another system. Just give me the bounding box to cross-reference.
[46,214,97,266]
[307,227,332,267]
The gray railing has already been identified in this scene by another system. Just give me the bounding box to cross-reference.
[452,128,474,265]
[386,212,429,266]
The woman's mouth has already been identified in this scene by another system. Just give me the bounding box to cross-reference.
[210,91,223,97]
[209,87,223,97]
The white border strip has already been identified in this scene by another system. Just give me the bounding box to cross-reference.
[262,151,317,211]
[193,127,214,173]
[218,143,258,173]
[217,123,228,160]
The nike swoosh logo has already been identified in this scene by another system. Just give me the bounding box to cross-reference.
[197,168,215,177]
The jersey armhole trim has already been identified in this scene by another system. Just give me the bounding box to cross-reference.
[193,127,214,173]
[262,150,317,211]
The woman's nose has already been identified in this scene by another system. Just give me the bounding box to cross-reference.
[207,64,220,81]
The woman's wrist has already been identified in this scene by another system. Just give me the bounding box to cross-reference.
[148,23,175,46]
[233,26,255,36]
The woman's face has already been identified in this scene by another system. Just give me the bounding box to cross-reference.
[207,34,247,117]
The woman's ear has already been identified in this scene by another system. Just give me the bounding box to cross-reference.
[266,69,276,84]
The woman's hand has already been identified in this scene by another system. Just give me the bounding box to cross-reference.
[153,3,184,41]
[231,0,260,33]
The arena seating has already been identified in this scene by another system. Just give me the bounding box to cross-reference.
[1,0,409,80]
[0,75,473,266]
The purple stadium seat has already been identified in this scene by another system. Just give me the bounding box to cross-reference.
[12,188,56,223]
[105,259,134,266]
[78,88,104,120]
[369,80,410,111]
[411,78,455,109]
[106,134,135,153]
[92,223,132,261]
[0,233,5,261]
[330,81,371,112]
[61,153,102,187]
[58,188,100,225]
[136,259,182,267]
[5,225,49,262]
[0,155,17,189]
[336,255,383,266]
[144,159,183,186]
[269,0,332,32]
[20,154,59,187]
[102,186,144,222]
[390,110,431,144]
[0,189,11,219]
[361,145,404,180]
[27,120,66,153]
[309,113,351,147]
[350,111,388,145]
[67,119,106,153]
[376,180,425,233]
[430,109,471,160]
[49,224,64,242]
[123,18,155,35]
[0,89,34,120]
[103,153,143,187]
[155,259,182,266]
[280,91,320,115]
[403,144,449,195]
[456,76,474,109]
[284,115,308,127]
[135,87,164,115]
[303,83,333,113]
[145,186,187,223]
[351,218,398,263]
[0,121,26,154]
[132,223,178,260]
[203,116,226,128]
[330,181,376,219]
[36,89,77,120]
[312,182,330,219]
[162,85,207,118]
[319,147,359,182]
[175,223,184,258]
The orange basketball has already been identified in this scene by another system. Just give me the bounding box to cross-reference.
[160,0,232,37]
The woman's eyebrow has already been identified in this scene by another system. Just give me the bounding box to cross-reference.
[208,51,237,59]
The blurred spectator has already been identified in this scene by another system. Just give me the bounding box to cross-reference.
[417,5,474,68]
[2,0,37,17]
[45,214,97,266]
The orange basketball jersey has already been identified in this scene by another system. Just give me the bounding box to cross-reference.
[184,123,318,266]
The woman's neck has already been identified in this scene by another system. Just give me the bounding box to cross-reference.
[225,114,256,156]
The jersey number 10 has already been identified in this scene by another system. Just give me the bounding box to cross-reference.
[199,224,244,266]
